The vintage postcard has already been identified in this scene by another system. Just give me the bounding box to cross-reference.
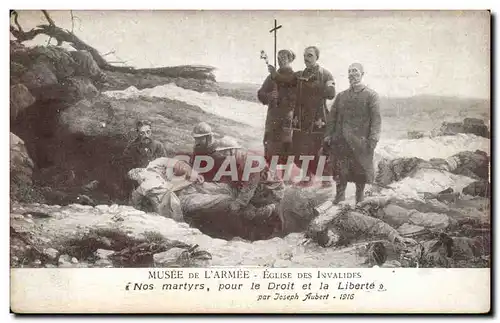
[9,9,491,313]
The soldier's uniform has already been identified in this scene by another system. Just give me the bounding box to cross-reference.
[124,137,168,169]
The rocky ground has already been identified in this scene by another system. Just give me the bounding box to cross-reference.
[10,196,374,269]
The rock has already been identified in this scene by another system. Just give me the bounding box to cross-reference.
[20,61,58,91]
[10,133,36,202]
[109,204,119,213]
[94,259,113,267]
[71,257,79,264]
[95,205,109,212]
[451,150,489,180]
[58,254,72,266]
[95,249,114,260]
[462,180,490,198]
[42,76,99,103]
[383,260,402,268]
[28,45,76,80]
[44,264,57,268]
[437,119,489,138]
[174,77,218,92]
[33,259,42,266]
[408,211,450,230]
[43,248,59,260]
[153,248,186,266]
[463,118,489,138]
[10,84,36,120]
[63,76,99,101]
[407,131,425,139]
[11,214,24,220]
[451,237,482,260]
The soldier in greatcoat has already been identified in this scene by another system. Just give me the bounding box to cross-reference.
[324,63,382,204]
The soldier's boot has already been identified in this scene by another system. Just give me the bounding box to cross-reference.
[355,182,366,204]
[333,181,347,204]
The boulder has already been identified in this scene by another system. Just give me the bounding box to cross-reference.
[153,248,186,266]
[437,119,489,138]
[10,84,36,120]
[10,62,28,85]
[38,76,99,103]
[42,248,59,260]
[20,61,58,91]
[95,249,114,260]
[462,118,489,138]
[407,131,425,139]
[438,122,466,136]
[70,50,105,82]
[462,180,490,198]
[378,204,411,227]
[28,45,76,80]
[375,157,425,187]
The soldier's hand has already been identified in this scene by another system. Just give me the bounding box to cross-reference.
[269,89,278,101]
[323,137,331,146]
[189,170,204,184]
[315,119,326,129]
[195,174,205,184]
[267,64,276,74]
[292,116,299,126]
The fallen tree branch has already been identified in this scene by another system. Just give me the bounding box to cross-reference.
[11,10,24,33]
[10,10,216,80]
[42,10,55,26]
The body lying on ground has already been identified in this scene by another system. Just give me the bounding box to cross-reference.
[128,148,285,241]
[295,194,489,268]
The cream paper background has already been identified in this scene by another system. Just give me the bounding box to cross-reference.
[10,268,490,313]
[4,0,496,319]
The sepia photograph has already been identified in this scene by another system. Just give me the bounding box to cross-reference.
[9,9,491,273]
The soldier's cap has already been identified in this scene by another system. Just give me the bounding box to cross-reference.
[214,136,242,151]
[192,122,214,138]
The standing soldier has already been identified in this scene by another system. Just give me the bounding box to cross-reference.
[258,49,297,164]
[324,63,382,204]
[293,46,336,179]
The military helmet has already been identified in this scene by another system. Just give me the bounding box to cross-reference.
[192,122,213,138]
[214,136,242,151]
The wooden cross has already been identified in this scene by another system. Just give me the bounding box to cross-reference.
[269,19,282,67]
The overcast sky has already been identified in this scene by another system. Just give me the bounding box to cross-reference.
[15,10,490,99]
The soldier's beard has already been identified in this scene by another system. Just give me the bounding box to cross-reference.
[140,137,152,144]
[349,77,360,86]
